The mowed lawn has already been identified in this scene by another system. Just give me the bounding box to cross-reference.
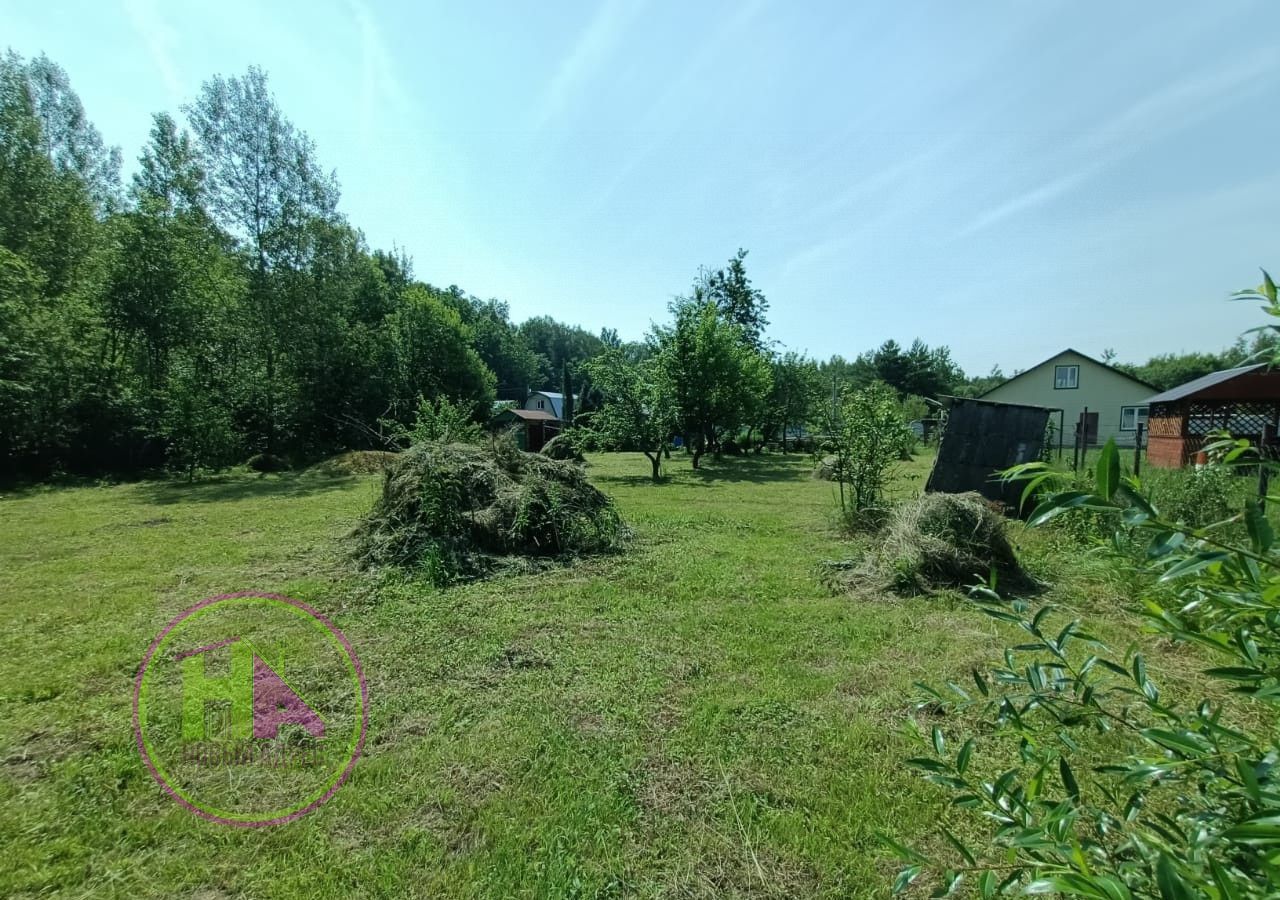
[0,450,1114,897]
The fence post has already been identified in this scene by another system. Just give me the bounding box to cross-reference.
[1261,424,1276,511]
[1134,422,1144,478]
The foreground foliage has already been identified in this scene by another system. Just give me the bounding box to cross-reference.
[895,436,1280,899]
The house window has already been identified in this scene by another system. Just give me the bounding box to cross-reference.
[537,399,545,410]
[1054,365,1079,390]
[1120,405,1149,431]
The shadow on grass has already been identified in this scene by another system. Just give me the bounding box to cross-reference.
[590,472,668,488]
[133,472,358,505]
[683,454,811,485]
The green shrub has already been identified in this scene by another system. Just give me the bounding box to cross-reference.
[822,381,913,529]
[539,433,584,462]
[386,395,482,447]
[1146,463,1235,528]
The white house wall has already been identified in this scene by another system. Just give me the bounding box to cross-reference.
[981,350,1152,447]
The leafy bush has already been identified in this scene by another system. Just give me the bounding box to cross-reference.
[891,438,1280,899]
[822,381,914,528]
[1146,464,1236,529]
[387,395,482,447]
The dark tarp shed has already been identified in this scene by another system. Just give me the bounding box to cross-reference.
[926,396,1053,512]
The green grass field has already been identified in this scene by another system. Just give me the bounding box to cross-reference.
[0,450,1203,898]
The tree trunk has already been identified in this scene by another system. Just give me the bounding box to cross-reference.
[644,449,661,482]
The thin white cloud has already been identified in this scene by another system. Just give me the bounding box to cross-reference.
[346,0,413,138]
[122,0,183,107]
[954,48,1280,239]
[581,0,766,213]
[532,0,646,133]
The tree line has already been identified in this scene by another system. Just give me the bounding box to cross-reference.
[0,53,616,477]
[3,49,1243,481]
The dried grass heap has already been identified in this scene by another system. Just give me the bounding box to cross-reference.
[825,491,1029,597]
[310,450,399,476]
[539,433,584,462]
[352,440,624,583]
[812,455,837,480]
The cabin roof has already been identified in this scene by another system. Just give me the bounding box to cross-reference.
[1146,364,1269,404]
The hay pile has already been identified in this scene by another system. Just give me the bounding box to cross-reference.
[812,455,837,480]
[310,450,399,476]
[352,440,624,583]
[824,491,1029,597]
[540,434,583,462]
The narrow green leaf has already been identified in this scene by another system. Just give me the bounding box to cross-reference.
[1027,490,1097,526]
[1141,728,1211,756]
[879,834,930,864]
[1146,530,1185,559]
[893,865,922,895]
[1156,853,1192,900]
[1209,859,1242,900]
[1159,550,1230,582]
[941,827,976,866]
[1096,438,1120,500]
[1059,756,1080,800]
[1244,498,1274,553]
[979,870,996,899]
[1132,654,1147,688]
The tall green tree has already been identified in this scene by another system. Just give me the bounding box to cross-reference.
[768,352,822,451]
[518,315,606,388]
[22,52,122,214]
[445,292,541,401]
[586,349,677,481]
[693,248,770,350]
[186,66,339,453]
[0,52,111,472]
[656,298,771,467]
[387,284,495,423]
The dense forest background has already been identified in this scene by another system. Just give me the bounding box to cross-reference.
[0,52,1257,479]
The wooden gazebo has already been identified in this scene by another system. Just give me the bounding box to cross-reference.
[1146,364,1280,468]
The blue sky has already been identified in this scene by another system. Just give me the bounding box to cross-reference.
[6,1,1280,374]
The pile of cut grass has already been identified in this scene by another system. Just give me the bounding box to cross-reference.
[352,440,625,583]
[308,450,399,476]
[539,433,584,462]
[825,491,1030,597]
